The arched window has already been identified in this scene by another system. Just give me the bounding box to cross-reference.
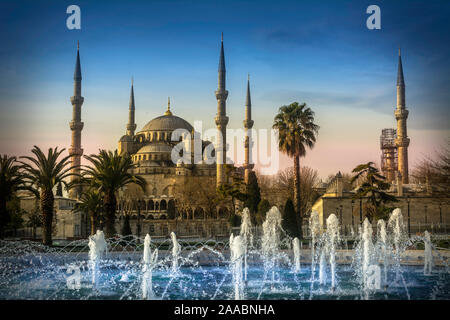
[167,200,176,219]
[160,200,167,211]
[148,200,154,211]
[194,208,204,220]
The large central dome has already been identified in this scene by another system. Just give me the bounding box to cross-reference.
[139,113,193,133]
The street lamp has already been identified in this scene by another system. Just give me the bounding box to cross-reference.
[359,197,363,224]
[137,200,142,242]
[351,200,355,227]
[439,203,442,225]
[406,195,411,237]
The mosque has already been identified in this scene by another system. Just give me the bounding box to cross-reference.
[65,35,254,238]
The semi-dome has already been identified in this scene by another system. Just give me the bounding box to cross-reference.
[136,143,173,154]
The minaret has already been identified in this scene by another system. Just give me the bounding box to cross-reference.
[215,33,229,186]
[394,48,410,184]
[69,41,84,199]
[243,74,254,184]
[126,78,137,136]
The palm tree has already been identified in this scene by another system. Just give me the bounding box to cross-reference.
[351,162,398,222]
[83,150,145,238]
[19,146,75,245]
[75,189,103,236]
[273,102,319,238]
[0,155,29,238]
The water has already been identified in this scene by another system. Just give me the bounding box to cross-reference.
[0,206,449,300]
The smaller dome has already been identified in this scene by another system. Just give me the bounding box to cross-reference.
[137,143,173,154]
[119,135,133,142]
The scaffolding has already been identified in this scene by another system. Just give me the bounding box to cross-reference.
[380,128,398,183]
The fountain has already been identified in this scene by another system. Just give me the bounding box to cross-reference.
[170,232,181,274]
[376,219,389,286]
[229,234,245,300]
[388,208,407,282]
[240,207,253,281]
[0,206,448,300]
[309,210,321,281]
[261,206,283,290]
[88,230,107,286]
[293,238,301,273]
[142,234,158,299]
[424,231,433,276]
[325,214,340,289]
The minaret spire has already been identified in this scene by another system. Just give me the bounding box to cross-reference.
[126,78,137,136]
[215,33,229,186]
[394,48,410,184]
[243,74,254,184]
[69,41,84,199]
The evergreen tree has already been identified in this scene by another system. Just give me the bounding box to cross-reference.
[282,199,300,238]
[121,215,132,237]
[56,182,63,197]
[256,199,271,225]
[351,162,398,222]
[244,171,261,223]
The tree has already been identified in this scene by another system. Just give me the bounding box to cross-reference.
[282,199,299,238]
[274,166,321,219]
[121,214,132,237]
[56,182,63,197]
[19,146,75,245]
[0,155,29,238]
[256,199,271,225]
[26,200,42,240]
[173,176,218,219]
[244,171,261,222]
[411,141,450,193]
[82,150,146,238]
[75,189,103,235]
[216,165,247,225]
[273,102,319,239]
[351,162,398,222]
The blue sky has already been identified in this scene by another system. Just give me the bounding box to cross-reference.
[0,0,449,178]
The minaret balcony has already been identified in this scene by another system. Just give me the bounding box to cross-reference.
[70,96,84,105]
[69,121,84,131]
[68,147,83,156]
[215,89,228,100]
[243,119,254,129]
[395,137,410,148]
[394,108,409,120]
[215,115,229,127]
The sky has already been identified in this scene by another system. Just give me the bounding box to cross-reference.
[0,0,449,179]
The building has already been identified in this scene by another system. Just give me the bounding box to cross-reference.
[66,35,254,239]
[312,51,448,235]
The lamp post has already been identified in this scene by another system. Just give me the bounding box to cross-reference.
[439,203,442,225]
[406,195,411,237]
[351,200,355,228]
[359,197,363,224]
[137,200,141,242]
[424,205,428,225]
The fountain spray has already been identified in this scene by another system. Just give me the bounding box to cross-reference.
[293,237,301,273]
[170,232,181,274]
[326,214,340,289]
[240,208,253,281]
[88,230,107,286]
[309,210,321,281]
[229,234,245,300]
[424,231,433,275]
[142,234,158,299]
